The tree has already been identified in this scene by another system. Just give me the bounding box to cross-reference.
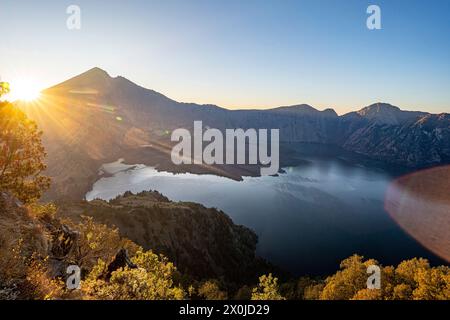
[82,250,185,300]
[319,255,379,300]
[412,266,450,300]
[0,97,50,203]
[251,273,285,300]
[300,255,449,300]
[66,216,138,272]
[393,283,413,300]
[394,258,430,286]
[0,82,10,97]
[197,280,228,300]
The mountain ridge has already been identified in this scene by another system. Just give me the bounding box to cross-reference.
[44,67,443,119]
[18,67,450,201]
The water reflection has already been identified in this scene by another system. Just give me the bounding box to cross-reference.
[86,158,446,275]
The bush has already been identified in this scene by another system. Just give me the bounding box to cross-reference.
[198,280,228,300]
[82,250,185,300]
[251,273,285,300]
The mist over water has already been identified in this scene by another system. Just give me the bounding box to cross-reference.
[86,155,443,275]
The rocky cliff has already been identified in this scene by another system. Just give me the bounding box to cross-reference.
[0,190,275,298]
[57,190,275,283]
[344,112,450,167]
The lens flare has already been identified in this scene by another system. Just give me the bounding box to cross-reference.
[385,166,450,262]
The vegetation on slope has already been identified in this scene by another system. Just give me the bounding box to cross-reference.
[58,191,276,285]
[0,101,50,203]
[0,87,449,300]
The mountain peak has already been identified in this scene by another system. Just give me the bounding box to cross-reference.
[70,67,113,83]
[359,103,400,114]
[44,67,114,94]
[82,67,111,78]
[271,104,338,117]
[356,103,427,125]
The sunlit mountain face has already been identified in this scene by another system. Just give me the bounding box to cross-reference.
[16,68,450,193]
[15,68,255,200]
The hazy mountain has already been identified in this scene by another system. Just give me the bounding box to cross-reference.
[19,67,450,200]
[344,112,450,167]
[44,67,229,131]
[269,104,338,117]
[344,103,427,125]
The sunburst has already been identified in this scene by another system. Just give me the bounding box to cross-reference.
[8,78,42,101]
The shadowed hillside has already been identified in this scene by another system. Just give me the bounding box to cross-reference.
[57,190,277,284]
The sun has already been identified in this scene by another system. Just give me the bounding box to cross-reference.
[9,78,42,101]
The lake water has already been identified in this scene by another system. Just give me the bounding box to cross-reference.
[86,154,442,275]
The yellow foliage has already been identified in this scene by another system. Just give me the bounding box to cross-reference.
[251,273,285,300]
[82,250,185,300]
[198,280,228,300]
[65,216,139,271]
[25,259,65,300]
[319,255,376,300]
[27,203,57,220]
[0,102,50,203]
[304,255,450,300]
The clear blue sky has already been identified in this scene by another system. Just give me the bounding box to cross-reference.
[1,0,449,114]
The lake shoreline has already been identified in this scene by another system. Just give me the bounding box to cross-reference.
[84,151,446,276]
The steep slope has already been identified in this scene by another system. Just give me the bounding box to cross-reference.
[0,192,84,299]
[344,113,450,167]
[58,190,275,283]
[18,67,450,200]
[43,67,230,131]
[0,189,276,298]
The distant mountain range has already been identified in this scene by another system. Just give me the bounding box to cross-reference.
[19,67,450,200]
